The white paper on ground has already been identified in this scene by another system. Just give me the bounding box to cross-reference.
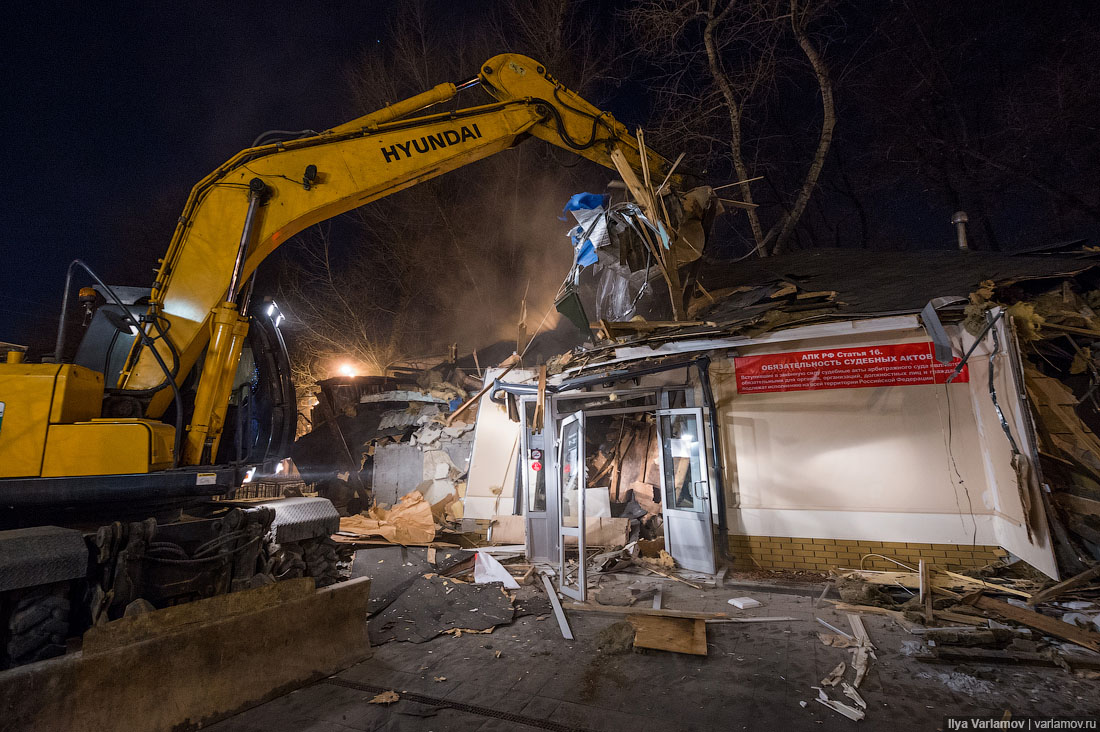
[474,550,520,589]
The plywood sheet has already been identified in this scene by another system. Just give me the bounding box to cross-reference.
[628,614,707,655]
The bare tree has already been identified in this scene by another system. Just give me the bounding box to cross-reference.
[626,0,836,256]
[847,0,1100,250]
[278,0,616,385]
[279,225,435,381]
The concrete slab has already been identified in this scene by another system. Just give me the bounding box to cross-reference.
[0,577,371,732]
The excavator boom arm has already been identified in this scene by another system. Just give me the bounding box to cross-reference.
[118,54,678,464]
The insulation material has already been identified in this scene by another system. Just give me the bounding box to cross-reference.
[339,490,437,544]
[585,487,612,517]
[462,368,533,519]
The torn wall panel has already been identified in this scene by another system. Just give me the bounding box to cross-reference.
[462,368,534,519]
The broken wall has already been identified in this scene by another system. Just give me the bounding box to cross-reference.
[463,367,536,519]
[711,316,1057,577]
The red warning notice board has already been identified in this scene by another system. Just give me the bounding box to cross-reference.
[734,342,969,394]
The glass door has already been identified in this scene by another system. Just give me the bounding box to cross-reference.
[521,398,557,563]
[657,408,716,574]
[557,411,586,602]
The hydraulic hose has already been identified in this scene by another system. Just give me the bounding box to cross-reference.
[54,260,185,468]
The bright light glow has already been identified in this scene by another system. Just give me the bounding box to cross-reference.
[339,363,357,377]
[275,461,286,474]
[243,467,256,484]
[266,303,276,317]
[275,314,284,327]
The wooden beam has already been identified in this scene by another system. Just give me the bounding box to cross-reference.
[445,353,519,426]
[938,570,1032,599]
[1042,322,1100,338]
[967,594,1100,653]
[1055,492,1100,518]
[1029,563,1100,606]
[563,602,725,620]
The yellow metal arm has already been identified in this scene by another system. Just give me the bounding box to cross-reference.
[118,54,678,464]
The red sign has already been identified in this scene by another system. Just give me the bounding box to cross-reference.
[734,342,969,394]
[531,461,543,472]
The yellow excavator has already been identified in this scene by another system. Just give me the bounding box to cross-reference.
[0,54,684,668]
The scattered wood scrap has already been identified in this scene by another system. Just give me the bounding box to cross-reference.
[919,646,1100,670]
[966,594,1100,653]
[838,568,1031,599]
[628,614,707,656]
[814,688,865,722]
[821,662,846,687]
[1029,563,1100,606]
[827,601,922,632]
[564,602,725,620]
[706,616,797,624]
[369,691,400,705]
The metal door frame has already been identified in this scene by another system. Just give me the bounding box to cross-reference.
[656,406,717,573]
[556,411,586,602]
[520,396,558,563]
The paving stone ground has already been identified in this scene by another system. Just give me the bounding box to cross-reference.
[208,572,1100,732]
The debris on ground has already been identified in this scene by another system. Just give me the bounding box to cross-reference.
[473,550,520,589]
[595,621,636,655]
[727,596,762,609]
[628,614,708,656]
[339,490,438,544]
[368,691,400,705]
[368,573,518,645]
[916,671,996,697]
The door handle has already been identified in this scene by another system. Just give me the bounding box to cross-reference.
[693,481,709,500]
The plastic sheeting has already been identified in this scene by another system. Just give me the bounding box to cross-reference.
[563,193,609,267]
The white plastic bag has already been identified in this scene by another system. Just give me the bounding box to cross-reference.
[473,550,520,589]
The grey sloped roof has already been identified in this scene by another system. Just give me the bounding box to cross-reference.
[570,249,1100,354]
[697,249,1099,315]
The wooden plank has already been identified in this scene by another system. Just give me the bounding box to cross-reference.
[532,365,546,429]
[828,601,923,632]
[706,616,798,623]
[920,560,934,623]
[968,594,1100,653]
[628,614,707,656]
[940,570,1032,599]
[1029,563,1100,606]
[445,354,519,426]
[639,565,704,589]
[922,646,1100,670]
[933,610,988,626]
[564,602,725,620]
[847,614,874,649]
[1055,493,1100,518]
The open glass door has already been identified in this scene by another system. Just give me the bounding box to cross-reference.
[557,411,586,601]
[658,408,716,574]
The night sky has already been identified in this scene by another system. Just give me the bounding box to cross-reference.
[2,1,1096,352]
[1,1,446,347]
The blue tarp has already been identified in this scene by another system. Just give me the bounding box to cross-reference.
[563,193,609,268]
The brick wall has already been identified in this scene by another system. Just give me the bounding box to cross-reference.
[728,535,1007,572]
